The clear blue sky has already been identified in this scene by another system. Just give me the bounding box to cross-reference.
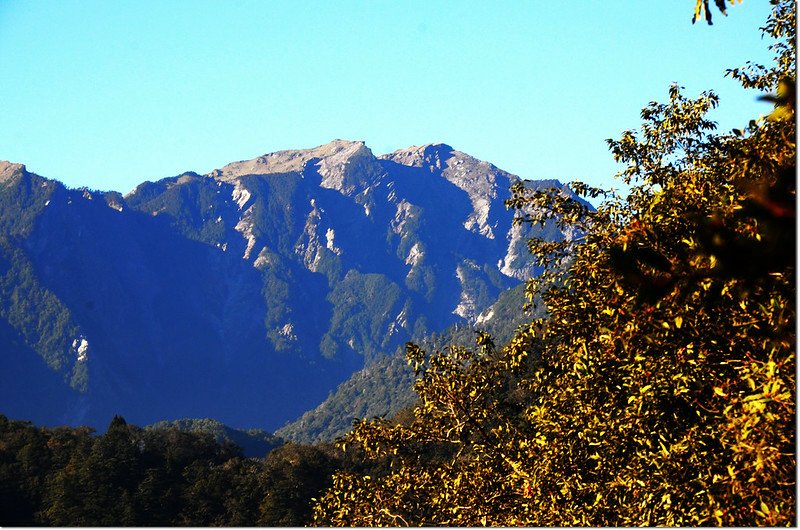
[0,1,776,194]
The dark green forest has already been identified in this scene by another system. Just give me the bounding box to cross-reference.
[1,0,796,526]
[0,414,353,526]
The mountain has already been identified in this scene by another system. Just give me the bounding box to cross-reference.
[0,141,577,432]
[276,282,537,443]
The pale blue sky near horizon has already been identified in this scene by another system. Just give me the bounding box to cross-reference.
[0,1,777,194]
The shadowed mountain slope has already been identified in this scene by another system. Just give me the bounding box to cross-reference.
[0,141,579,431]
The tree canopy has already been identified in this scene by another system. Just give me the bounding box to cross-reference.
[0,414,348,526]
[313,1,796,525]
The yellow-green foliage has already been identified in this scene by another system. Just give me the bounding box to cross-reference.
[313,1,795,526]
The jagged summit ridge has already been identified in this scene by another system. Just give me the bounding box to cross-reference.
[207,139,383,197]
[0,160,27,184]
[381,143,518,240]
[208,140,372,181]
[379,143,455,170]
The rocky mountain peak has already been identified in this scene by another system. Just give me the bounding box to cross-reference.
[208,140,373,183]
[381,145,517,240]
[380,143,455,171]
[0,160,27,184]
[315,140,382,195]
[175,172,203,185]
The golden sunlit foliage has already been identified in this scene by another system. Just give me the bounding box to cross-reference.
[693,0,742,25]
[313,1,795,526]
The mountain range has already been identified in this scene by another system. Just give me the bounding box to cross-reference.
[0,140,575,433]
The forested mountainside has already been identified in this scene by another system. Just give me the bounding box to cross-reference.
[277,282,535,443]
[144,418,283,458]
[0,141,579,431]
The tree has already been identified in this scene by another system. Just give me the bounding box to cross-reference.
[693,0,740,25]
[256,443,340,526]
[313,1,795,525]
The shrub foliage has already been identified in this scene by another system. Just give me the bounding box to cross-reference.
[313,2,796,525]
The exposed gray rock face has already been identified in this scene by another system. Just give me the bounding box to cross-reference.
[0,160,26,184]
[382,144,508,239]
[211,140,382,197]
[0,142,579,432]
[380,143,549,280]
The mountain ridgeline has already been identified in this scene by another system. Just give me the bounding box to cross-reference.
[0,140,577,432]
